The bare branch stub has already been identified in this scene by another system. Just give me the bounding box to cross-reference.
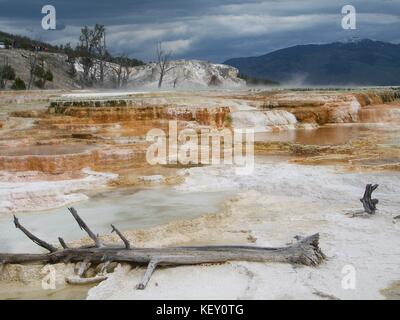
[58,237,68,249]
[360,184,379,214]
[111,224,131,249]
[68,207,102,247]
[13,215,57,253]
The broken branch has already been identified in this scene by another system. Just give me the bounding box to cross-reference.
[136,259,159,290]
[66,275,108,285]
[68,207,102,247]
[111,224,131,249]
[13,215,57,253]
[58,237,68,249]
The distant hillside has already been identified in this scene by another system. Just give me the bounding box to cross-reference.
[0,30,141,90]
[0,31,246,90]
[0,49,245,90]
[0,49,80,89]
[0,30,144,67]
[224,39,400,86]
[0,30,61,52]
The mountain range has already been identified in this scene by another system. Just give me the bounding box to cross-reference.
[224,39,400,86]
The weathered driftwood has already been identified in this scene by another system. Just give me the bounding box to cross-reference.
[0,207,326,289]
[360,184,379,214]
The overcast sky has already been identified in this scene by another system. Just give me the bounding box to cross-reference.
[0,0,399,62]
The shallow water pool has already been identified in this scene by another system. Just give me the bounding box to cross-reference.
[255,124,372,145]
[0,187,231,253]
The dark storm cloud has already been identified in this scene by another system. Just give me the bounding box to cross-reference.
[0,0,399,62]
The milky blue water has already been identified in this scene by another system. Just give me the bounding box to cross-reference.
[0,187,230,253]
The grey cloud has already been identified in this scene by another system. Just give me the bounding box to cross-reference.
[0,0,398,62]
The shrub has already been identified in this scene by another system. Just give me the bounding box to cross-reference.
[0,64,16,88]
[34,78,46,88]
[33,59,53,88]
[0,65,15,81]
[11,77,26,90]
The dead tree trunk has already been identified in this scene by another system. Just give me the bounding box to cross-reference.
[0,208,326,289]
[156,42,175,89]
[360,184,379,214]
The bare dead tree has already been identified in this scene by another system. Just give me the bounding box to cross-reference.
[64,43,77,78]
[77,24,105,86]
[121,61,131,87]
[110,63,123,88]
[110,54,131,89]
[156,42,175,88]
[97,27,107,86]
[25,35,45,90]
[27,49,39,90]
[0,207,325,289]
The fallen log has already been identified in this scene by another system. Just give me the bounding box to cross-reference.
[360,184,379,214]
[0,207,326,289]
